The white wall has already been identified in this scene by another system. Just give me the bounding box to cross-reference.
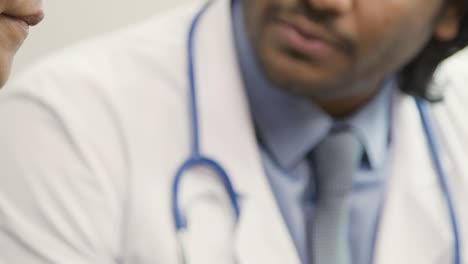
[11,0,191,77]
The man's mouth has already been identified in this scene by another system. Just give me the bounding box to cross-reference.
[279,16,338,49]
[269,10,355,58]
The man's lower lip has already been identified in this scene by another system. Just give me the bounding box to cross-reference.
[277,22,334,59]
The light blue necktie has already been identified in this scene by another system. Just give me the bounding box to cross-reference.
[309,129,363,264]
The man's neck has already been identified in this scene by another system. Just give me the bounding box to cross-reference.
[314,86,382,119]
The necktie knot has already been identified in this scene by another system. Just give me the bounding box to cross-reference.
[310,129,363,199]
[308,128,363,264]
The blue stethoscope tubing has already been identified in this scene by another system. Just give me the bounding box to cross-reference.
[171,1,461,263]
[416,99,461,264]
[172,0,240,233]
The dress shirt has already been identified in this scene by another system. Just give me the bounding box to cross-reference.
[232,1,394,263]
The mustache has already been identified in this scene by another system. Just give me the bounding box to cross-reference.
[263,2,357,56]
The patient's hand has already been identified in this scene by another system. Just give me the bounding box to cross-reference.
[0,0,43,87]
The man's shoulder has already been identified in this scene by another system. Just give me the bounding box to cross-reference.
[8,1,205,97]
[434,51,468,117]
[0,2,208,136]
[0,3,207,119]
[431,51,468,151]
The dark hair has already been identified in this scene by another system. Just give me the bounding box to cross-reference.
[399,6,468,102]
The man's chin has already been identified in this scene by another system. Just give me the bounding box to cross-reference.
[263,68,345,96]
[0,56,13,88]
[260,56,347,90]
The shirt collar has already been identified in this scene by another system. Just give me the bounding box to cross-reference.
[232,0,393,171]
[345,79,394,169]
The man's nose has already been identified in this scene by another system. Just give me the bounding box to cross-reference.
[305,0,353,15]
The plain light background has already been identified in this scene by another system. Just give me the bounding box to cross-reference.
[11,0,191,77]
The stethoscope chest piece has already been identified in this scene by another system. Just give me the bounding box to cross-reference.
[173,156,240,264]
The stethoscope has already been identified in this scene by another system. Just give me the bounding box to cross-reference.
[171,1,461,264]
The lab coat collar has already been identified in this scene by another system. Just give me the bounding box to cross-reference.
[192,0,301,263]
[373,91,452,264]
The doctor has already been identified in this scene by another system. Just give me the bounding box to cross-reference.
[0,0,467,263]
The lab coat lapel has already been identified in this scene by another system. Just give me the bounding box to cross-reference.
[374,94,452,264]
[191,0,301,263]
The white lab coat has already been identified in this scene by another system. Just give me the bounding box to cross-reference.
[0,0,468,263]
